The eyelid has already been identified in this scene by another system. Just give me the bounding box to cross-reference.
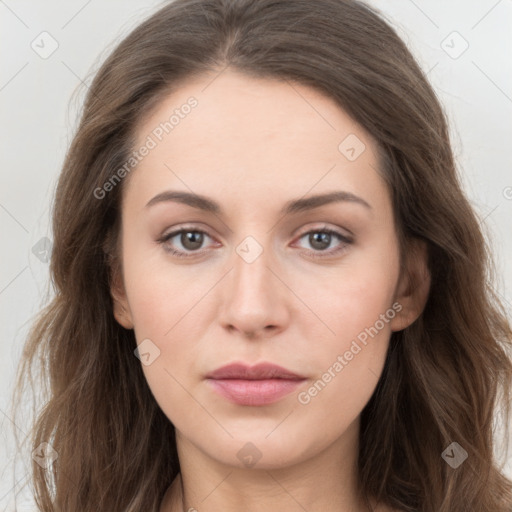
[293,223,353,240]
[157,225,218,258]
[158,223,353,259]
[290,224,353,259]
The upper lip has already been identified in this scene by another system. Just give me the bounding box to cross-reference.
[206,362,305,380]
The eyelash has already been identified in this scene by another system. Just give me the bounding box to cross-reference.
[156,225,353,260]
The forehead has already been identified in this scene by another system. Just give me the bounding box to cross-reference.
[135,69,372,153]
[126,70,386,213]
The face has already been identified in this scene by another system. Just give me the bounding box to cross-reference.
[111,70,428,470]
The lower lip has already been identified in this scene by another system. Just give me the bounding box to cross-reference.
[206,378,306,406]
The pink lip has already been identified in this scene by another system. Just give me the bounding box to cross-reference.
[205,362,306,406]
[206,362,305,380]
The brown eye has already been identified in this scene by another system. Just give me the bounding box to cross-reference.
[158,228,215,258]
[297,228,351,251]
[293,227,353,259]
[308,232,332,251]
[179,231,204,251]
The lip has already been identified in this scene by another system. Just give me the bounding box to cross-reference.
[205,362,306,406]
[206,362,305,380]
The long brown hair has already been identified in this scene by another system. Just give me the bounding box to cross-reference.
[11,0,512,510]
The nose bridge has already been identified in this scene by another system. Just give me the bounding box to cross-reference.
[231,234,275,307]
[219,232,288,336]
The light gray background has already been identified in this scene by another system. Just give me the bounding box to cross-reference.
[1,0,511,509]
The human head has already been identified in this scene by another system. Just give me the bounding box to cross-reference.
[109,64,430,482]
[16,1,512,511]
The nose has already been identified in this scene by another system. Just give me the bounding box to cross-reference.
[218,242,290,339]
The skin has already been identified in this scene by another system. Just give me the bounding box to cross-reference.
[111,69,430,512]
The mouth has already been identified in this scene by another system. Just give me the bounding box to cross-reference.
[205,362,307,406]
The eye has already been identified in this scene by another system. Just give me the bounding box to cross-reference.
[157,227,217,258]
[157,224,353,260]
[293,226,353,259]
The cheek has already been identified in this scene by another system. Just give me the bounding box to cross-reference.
[294,241,399,407]
[304,279,394,400]
[125,263,208,427]
[294,273,397,433]
[304,245,399,350]
[122,241,213,339]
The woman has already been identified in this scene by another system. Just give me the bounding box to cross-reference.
[13,0,512,510]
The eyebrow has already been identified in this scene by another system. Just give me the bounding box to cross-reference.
[145,190,372,215]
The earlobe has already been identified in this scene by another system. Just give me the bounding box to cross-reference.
[110,267,134,330]
[390,239,431,332]
[112,295,134,330]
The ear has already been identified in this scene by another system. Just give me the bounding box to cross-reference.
[390,238,431,332]
[109,262,134,330]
